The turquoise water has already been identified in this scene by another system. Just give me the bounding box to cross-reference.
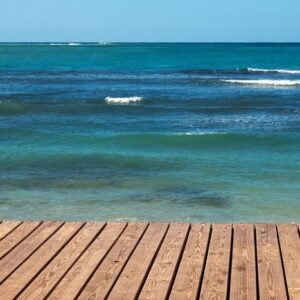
[0,43,299,222]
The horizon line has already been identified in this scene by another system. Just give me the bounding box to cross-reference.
[1,41,300,44]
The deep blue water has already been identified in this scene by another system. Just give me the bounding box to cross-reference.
[0,43,299,222]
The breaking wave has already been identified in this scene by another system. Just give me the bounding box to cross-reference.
[50,43,66,46]
[181,67,300,75]
[222,79,300,86]
[50,43,81,46]
[105,96,143,104]
[68,43,80,46]
[246,67,300,74]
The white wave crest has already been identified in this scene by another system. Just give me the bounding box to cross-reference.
[178,132,226,136]
[247,67,300,74]
[68,43,80,46]
[105,96,143,104]
[50,43,66,46]
[222,79,300,86]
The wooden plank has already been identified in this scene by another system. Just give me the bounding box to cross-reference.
[169,223,211,300]
[78,222,148,300]
[108,223,169,300]
[47,222,126,300]
[139,223,190,299]
[18,222,105,300]
[0,221,41,259]
[0,221,63,283]
[256,223,288,300]
[0,221,22,240]
[199,223,232,300]
[0,222,84,299]
[277,224,300,300]
[0,221,297,300]
[230,224,257,300]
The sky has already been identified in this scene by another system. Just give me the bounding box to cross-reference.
[0,0,299,42]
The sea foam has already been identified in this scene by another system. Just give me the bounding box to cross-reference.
[50,43,65,46]
[105,96,143,104]
[178,131,225,136]
[50,43,81,46]
[222,79,300,86]
[247,67,300,74]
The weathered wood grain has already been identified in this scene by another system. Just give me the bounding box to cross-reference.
[0,221,63,283]
[169,223,211,300]
[0,222,84,299]
[230,224,257,300]
[78,222,147,300]
[18,222,105,300]
[108,223,169,300]
[0,221,22,240]
[139,223,190,300]
[199,223,232,300]
[256,223,288,300]
[0,221,41,259]
[277,224,300,300]
[48,222,126,300]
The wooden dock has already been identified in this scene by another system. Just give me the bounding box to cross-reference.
[0,221,299,299]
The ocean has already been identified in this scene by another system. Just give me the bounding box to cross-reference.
[0,43,299,222]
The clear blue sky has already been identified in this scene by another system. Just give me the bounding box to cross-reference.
[0,0,299,42]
